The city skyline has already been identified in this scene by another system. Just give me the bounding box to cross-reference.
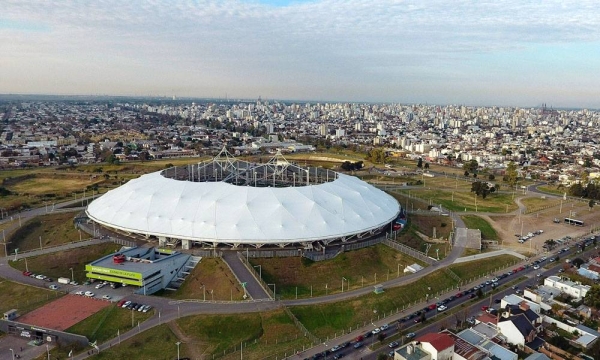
[2,0,600,108]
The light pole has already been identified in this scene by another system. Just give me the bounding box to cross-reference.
[176,341,181,360]
[253,265,261,279]
[268,283,276,299]
[70,267,74,283]
[342,277,347,292]
[201,284,205,301]
[10,348,14,360]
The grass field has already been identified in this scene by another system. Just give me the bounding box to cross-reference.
[79,324,182,360]
[7,176,100,196]
[9,243,123,282]
[177,309,311,359]
[536,185,566,196]
[392,213,453,258]
[520,197,564,213]
[5,211,86,253]
[399,188,519,213]
[461,215,499,240]
[68,309,310,360]
[0,279,63,315]
[159,257,245,301]
[67,304,154,343]
[291,254,519,338]
[248,244,424,299]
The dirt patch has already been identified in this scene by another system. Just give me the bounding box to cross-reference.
[18,294,110,331]
[487,199,600,251]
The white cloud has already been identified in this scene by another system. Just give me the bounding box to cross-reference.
[1,0,600,106]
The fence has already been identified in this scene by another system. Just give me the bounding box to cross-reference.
[237,252,275,299]
[242,249,302,258]
[383,239,435,264]
[283,306,320,344]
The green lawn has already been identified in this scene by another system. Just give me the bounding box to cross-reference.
[448,254,519,280]
[461,215,499,240]
[6,211,88,254]
[0,279,63,315]
[80,324,182,360]
[291,254,520,338]
[158,257,244,301]
[249,244,425,299]
[9,243,123,283]
[397,189,518,213]
[67,304,154,343]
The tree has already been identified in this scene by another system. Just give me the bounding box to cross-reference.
[464,170,469,177]
[367,148,388,164]
[585,285,600,309]
[590,199,595,211]
[417,158,423,168]
[476,288,483,298]
[377,353,388,360]
[505,161,518,187]
[571,258,585,268]
[488,174,495,181]
[424,162,429,170]
[463,159,478,173]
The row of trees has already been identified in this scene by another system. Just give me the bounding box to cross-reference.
[568,182,600,200]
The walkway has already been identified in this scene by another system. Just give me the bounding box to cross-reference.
[452,249,528,263]
[221,252,271,300]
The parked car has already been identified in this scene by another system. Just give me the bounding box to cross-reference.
[84,291,95,297]
[353,342,363,349]
[437,305,447,312]
[49,284,59,290]
[406,332,416,339]
[22,271,32,277]
[388,341,399,348]
[102,295,111,300]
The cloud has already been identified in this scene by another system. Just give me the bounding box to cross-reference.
[1,0,600,106]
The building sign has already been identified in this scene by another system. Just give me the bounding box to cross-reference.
[85,265,142,280]
[21,330,31,338]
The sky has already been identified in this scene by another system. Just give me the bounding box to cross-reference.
[1,0,600,108]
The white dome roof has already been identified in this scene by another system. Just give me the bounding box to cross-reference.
[86,171,400,245]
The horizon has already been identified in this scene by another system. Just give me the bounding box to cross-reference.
[2,1,600,108]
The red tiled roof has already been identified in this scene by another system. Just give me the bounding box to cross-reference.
[416,332,455,351]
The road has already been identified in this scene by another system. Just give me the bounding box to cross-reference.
[1,191,589,360]
[299,236,597,360]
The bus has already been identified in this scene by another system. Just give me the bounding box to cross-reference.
[564,218,584,226]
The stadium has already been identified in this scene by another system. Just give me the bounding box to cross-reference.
[86,149,401,249]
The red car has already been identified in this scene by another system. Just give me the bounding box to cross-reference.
[428,304,436,310]
[481,306,489,311]
[455,292,463,298]
[117,299,127,307]
[22,271,32,277]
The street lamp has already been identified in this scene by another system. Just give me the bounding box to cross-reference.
[342,277,348,292]
[201,284,205,301]
[253,265,262,279]
[10,348,14,360]
[176,341,181,360]
[70,267,74,283]
[268,283,276,299]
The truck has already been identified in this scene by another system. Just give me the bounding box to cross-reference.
[58,277,70,284]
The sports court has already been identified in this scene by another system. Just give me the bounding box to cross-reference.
[17,294,110,331]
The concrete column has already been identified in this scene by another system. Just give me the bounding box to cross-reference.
[158,236,167,247]
[182,239,191,250]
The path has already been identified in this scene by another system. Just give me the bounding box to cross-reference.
[452,249,528,263]
[221,252,271,300]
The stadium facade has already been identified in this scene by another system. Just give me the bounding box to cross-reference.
[86,149,401,249]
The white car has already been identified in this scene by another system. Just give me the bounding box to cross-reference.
[437,305,448,312]
[84,291,95,297]
[372,328,381,335]
[36,274,47,280]
[533,265,540,269]
[70,281,79,286]
[49,284,59,290]
[95,283,105,289]
[379,323,389,331]
[102,295,111,300]
[75,291,84,296]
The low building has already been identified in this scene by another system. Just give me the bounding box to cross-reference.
[85,247,194,295]
[543,276,590,300]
